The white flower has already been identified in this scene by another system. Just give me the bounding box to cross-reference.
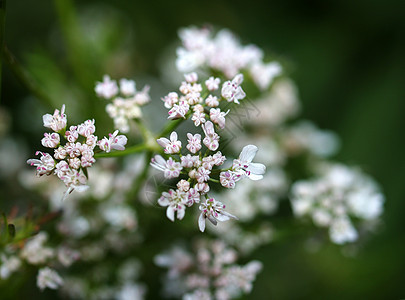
[98,130,127,153]
[198,198,237,232]
[95,75,119,99]
[220,171,241,189]
[250,61,282,91]
[0,255,21,279]
[191,111,206,127]
[168,100,190,120]
[77,119,96,137]
[157,131,182,154]
[162,92,179,109]
[186,133,202,154]
[150,155,182,179]
[184,72,198,83]
[27,151,55,177]
[202,121,220,151]
[41,132,60,148]
[119,78,136,96]
[20,232,54,265]
[329,217,358,244]
[221,74,246,104]
[232,145,266,180]
[205,95,219,107]
[37,267,64,291]
[42,104,67,132]
[205,77,221,91]
[210,108,229,129]
[158,189,187,221]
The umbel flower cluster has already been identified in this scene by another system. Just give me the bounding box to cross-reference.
[27,105,127,200]
[155,238,262,300]
[95,75,151,133]
[151,72,266,231]
[290,163,384,244]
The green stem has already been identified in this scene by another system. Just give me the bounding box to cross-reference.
[3,46,53,107]
[0,0,6,102]
[158,118,185,138]
[53,0,94,90]
[94,143,149,158]
[127,150,153,199]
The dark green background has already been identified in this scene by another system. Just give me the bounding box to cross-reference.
[2,0,404,299]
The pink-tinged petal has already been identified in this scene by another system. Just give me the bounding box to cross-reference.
[170,131,178,142]
[247,162,266,175]
[154,155,166,166]
[158,197,170,207]
[156,137,170,148]
[198,213,206,232]
[233,74,244,85]
[239,145,258,163]
[111,144,125,151]
[166,206,175,222]
[177,206,185,220]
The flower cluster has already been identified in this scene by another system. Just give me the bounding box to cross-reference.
[290,163,385,244]
[27,105,127,200]
[176,26,282,89]
[95,75,151,133]
[1,231,81,291]
[155,239,262,299]
[151,124,265,231]
[162,71,245,129]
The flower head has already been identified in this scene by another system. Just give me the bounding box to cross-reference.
[232,145,266,180]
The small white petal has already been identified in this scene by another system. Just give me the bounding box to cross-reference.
[198,213,206,232]
[166,206,175,222]
[239,145,258,163]
[247,162,266,175]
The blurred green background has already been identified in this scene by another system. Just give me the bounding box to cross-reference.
[1,0,405,299]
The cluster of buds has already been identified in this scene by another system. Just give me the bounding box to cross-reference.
[27,105,127,200]
[95,75,151,133]
[155,239,262,299]
[176,26,282,89]
[162,72,245,128]
[290,163,385,244]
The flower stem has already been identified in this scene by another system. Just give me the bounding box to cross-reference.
[158,118,185,138]
[3,46,53,107]
[0,0,6,103]
[94,143,149,158]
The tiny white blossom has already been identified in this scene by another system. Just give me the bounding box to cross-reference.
[42,104,67,132]
[221,74,246,104]
[205,95,219,107]
[205,77,221,91]
[157,131,182,154]
[95,75,119,99]
[184,72,198,83]
[162,92,179,109]
[37,267,64,291]
[119,78,136,96]
[158,189,187,221]
[27,151,55,177]
[41,132,60,148]
[186,133,202,154]
[232,145,266,180]
[210,108,229,129]
[202,121,220,151]
[198,198,237,232]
